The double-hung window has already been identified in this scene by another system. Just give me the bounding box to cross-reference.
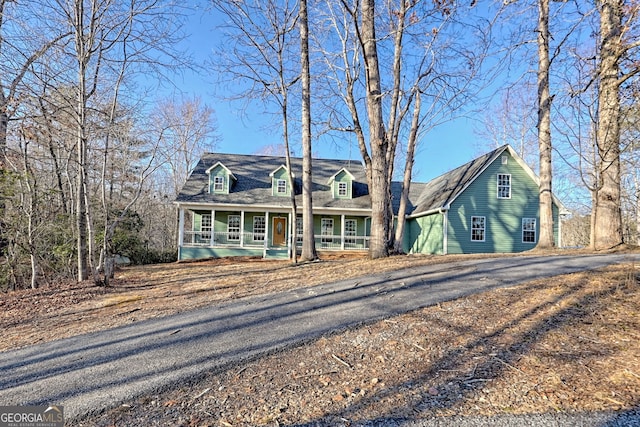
[228,215,240,241]
[337,182,348,197]
[201,214,212,242]
[253,216,265,241]
[471,216,486,242]
[321,218,334,246]
[277,179,287,194]
[345,219,357,245]
[497,174,511,199]
[522,218,537,243]
[213,176,224,192]
[296,217,303,244]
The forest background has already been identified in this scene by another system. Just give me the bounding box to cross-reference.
[0,0,638,290]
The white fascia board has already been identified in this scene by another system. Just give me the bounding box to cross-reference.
[406,205,450,220]
[175,202,371,216]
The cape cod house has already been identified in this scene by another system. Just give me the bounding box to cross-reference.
[175,145,567,260]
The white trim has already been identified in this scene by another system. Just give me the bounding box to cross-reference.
[240,211,245,247]
[175,202,371,216]
[178,208,185,247]
[205,162,237,181]
[269,165,295,178]
[340,214,346,250]
[264,211,270,257]
[210,210,216,246]
[327,167,355,184]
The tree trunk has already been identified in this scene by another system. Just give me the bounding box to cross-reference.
[281,100,298,264]
[361,0,390,259]
[593,0,623,249]
[536,0,555,249]
[299,0,317,262]
[394,91,421,254]
[75,0,89,281]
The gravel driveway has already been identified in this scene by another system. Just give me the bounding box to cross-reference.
[1,253,639,425]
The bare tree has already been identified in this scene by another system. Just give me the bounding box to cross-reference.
[213,0,301,261]
[315,0,498,258]
[154,96,219,198]
[0,0,70,165]
[591,0,640,249]
[54,0,189,282]
[536,0,555,249]
[299,0,318,261]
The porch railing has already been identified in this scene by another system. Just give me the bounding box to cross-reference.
[183,231,369,250]
[182,231,266,247]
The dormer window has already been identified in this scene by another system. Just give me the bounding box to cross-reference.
[277,179,287,194]
[213,176,224,192]
[338,182,348,197]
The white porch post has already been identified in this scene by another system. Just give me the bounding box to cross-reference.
[340,214,346,250]
[240,210,245,247]
[264,211,270,257]
[288,212,293,255]
[210,209,216,246]
[178,207,185,247]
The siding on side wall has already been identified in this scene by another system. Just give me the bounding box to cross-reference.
[447,152,540,254]
[406,213,445,255]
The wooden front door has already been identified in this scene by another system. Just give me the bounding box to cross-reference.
[273,217,287,246]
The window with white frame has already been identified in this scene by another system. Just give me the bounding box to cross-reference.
[522,218,537,243]
[497,174,511,199]
[345,219,357,245]
[277,179,287,194]
[253,216,265,241]
[321,218,334,245]
[337,182,348,197]
[228,215,240,241]
[471,216,486,242]
[213,176,224,192]
[296,216,303,244]
[201,214,212,241]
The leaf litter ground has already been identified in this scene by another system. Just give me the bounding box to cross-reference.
[1,251,639,426]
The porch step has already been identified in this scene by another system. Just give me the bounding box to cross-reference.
[265,248,290,259]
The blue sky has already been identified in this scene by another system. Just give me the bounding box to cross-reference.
[170,6,497,184]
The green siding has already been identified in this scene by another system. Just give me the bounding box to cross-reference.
[447,151,540,254]
[179,247,263,260]
[405,213,444,255]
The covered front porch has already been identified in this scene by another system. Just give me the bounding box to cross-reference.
[177,206,371,260]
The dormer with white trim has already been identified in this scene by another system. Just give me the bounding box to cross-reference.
[269,165,294,197]
[328,168,354,199]
[206,162,236,194]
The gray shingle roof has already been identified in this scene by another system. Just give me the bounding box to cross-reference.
[175,145,537,217]
[409,145,508,216]
[176,153,372,211]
